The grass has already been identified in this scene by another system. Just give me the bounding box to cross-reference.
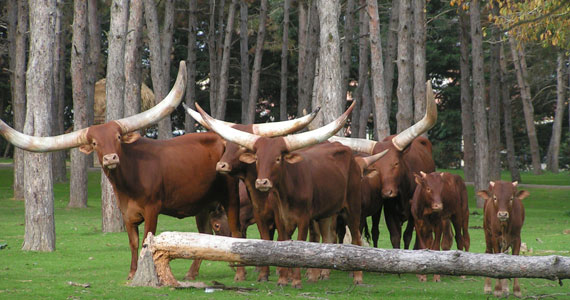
[0,167,569,299]
[440,168,570,186]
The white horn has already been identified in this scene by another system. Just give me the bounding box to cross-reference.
[328,136,377,155]
[283,101,356,152]
[115,61,187,133]
[360,149,389,167]
[184,104,320,136]
[195,103,259,151]
[0,118,88,152]
[391,80,437,151]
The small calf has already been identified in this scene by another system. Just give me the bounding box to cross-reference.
[411,171,470,282]
[477,181,529,298]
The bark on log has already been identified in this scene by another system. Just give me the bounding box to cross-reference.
[134,232,570,287]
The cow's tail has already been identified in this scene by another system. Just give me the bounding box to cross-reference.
[362,222,371,244]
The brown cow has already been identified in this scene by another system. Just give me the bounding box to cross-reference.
[0,62,319,282]
[411,171,470,282]
[329,81,438,250]
[185,104,319,282]
[194,101,388,288]
[477,181,529,298]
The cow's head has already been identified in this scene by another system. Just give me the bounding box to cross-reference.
[195,102,356,192]
[329,81,438,199]
[0,61,187,171]
[477,181,529,222]
[183,104,320,176]
[414,171,446,212]
[209,204,231,236]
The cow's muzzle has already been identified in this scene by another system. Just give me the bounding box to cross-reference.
[382,188,397,198]
[216,161,231,173]
[497,211,509,222]
[102,153,120,169]
[431,203,443,212]
[255,178,272,192]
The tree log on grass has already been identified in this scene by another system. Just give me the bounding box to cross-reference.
[131,232,570,287]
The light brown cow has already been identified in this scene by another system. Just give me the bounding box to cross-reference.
[411,171,470,282]
[477,181,529,298]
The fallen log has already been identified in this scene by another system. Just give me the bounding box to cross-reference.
[131,232,570,287]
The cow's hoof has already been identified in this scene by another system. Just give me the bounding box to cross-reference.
[320,269,331,281]
[514,290,521,298]
[234,272,246,282]
[417,274,427,282]
[184,274,196,281]
[291,279,303,289]
[257,274,268,282]
[127,271,135,280]
[277,277,288,286]
[433,274,441,282]
[493,290,503,298]
[306,269,320,283]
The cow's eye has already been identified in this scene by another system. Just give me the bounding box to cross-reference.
[117,135,121,140]
[276,156,281,163]
[426,187,431,193]
[394,162,399,167]
[92,141,97,147]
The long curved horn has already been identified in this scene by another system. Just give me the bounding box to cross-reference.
[391,80,437,151]
[0,120,89,152]
[354,149,389,172]
[183,104,321,136]
[328,136,377,155]
[115,61,187,133]
[283,101,355,152]
[195,103,259,151]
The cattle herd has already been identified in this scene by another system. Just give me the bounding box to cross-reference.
[0,62,530,297]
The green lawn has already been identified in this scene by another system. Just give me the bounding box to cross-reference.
[0,167,569,299]
[440,168,570,186]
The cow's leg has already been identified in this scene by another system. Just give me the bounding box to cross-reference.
[512,238,522,298]
[221,175,246,282]
[275,214,291,287]
[346,211,364,285]
[383,202,402,249]
[306,220,321,283]
[184,210,212,280]
[403,217,415,249]
[450,215,464,251]
[253,211,274,282]
[371,209,381,248]
[483,235,494,294]
[291,221,310,289]
[318,217,336,281]
[125,220,140,280]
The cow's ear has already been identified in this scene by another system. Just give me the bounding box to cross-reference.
[79,144,94,154]
[414,173,423,185]
[284,153,303,164]
[476,190,491,201]
[516,190,530,200]
[239,153,257,164]
[365,169,379,179]
[122,132,141,144]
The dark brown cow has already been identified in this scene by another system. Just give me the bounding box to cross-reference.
[194,101,388,288]
[185,104,319,282]
[329,81,438,249]
[411,171,470,282]
[477,181,529,298]
[0,62,319,282]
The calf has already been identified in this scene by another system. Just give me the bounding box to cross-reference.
[477,181,529,298]
[411,171,470,282]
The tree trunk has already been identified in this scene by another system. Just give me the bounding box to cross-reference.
[458,11,475,183]
[22,0,56,252]
[13,0,28,200]
[340,0,355,123]
[86,0,100,168]
[52,0,67,184]
[102,0,128,233]
[546,53,567,173]
[279,0,291,121]
[384,0,399,115]
[239,1,250,123]
[314,0,342,130]
[144,0,174,139]
[216,0,237,120]
[6,0,16,159]
[488,3,502,181]
[124,0,144,118]
[358,80,372,139]
[396,0,413,134]
[297,1,308,118]
[134,232,570,287]
[352,1,369,138]
[470,0,490,208]
[499,44,521,182]
[297,1,319,119]
[245,0,269,124]
[509,38,541,175]
[413,0,426,128]
[208,1,219,117]
[69,0,89,208]
[367,0,389,140]
[186,0,198,132]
